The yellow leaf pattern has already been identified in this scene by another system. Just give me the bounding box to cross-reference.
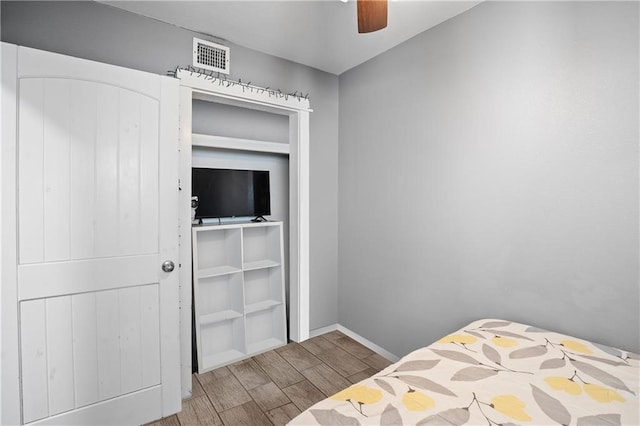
[491,395,532,421]
[331,385,383,405]
[492,336,518,348]
[438,334,477,345]
[584,384,625,403]
[544,377,582,395]
[561,340,592,354]
[402,389,435,411]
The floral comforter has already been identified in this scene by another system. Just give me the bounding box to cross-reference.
[288,319,639,425]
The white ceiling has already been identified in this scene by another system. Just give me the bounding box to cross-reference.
[103,1,481,75]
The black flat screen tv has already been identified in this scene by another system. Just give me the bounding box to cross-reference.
[192,168,271,219]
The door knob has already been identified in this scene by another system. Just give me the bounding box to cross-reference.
[162,260,175,273]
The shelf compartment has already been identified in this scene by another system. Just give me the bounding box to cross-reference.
[242,259,279,272]
[245,300,282,315]
[245,305,286,354]
[243,267,284,308]
[200,309,243,326]
[194,227,242,273]
[198,274,244,320]
[201,350,245,372]
[199,318,246,372]
[242,224,282,268]
[198,265,242,278]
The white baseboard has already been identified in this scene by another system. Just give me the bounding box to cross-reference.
[309,323,338,337]
[308,323,400,362]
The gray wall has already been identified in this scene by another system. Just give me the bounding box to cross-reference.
[192,101,289,143]
[338,1,639,355]
[1,1,339,330]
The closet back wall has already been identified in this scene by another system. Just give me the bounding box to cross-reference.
[192,100,289,143]
[1,0,339,331]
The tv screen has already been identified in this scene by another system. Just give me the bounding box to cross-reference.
[192,168,271,219]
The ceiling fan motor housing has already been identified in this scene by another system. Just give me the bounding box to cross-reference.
[357,0,388,33]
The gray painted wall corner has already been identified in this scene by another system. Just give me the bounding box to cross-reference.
[338,1,639,356]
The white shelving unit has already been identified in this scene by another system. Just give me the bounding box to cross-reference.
[178,69,311,398]
[192,221,286,373]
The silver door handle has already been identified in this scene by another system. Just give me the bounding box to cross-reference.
[162,260,175,273]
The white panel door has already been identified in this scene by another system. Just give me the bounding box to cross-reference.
[14,46,180,425]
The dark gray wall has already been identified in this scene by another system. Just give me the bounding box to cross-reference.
[338,1,639,355]
[1,1,338,330]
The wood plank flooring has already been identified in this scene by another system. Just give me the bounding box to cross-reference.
[149,331,392,426]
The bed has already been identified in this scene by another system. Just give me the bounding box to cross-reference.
[288,319,639,425]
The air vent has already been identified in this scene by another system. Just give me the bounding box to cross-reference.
[193,38,230,74]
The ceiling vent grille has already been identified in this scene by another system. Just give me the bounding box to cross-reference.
[193,38,230,74]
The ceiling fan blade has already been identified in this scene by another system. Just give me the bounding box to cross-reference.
[357,0,388,33]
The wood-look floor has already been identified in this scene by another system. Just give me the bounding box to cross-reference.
[149,331,392,426]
